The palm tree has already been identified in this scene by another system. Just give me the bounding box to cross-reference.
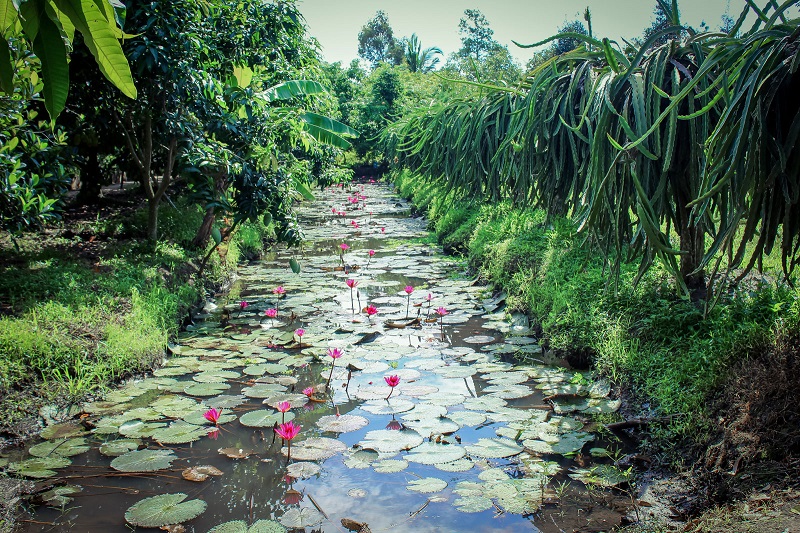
[404,34,443,73]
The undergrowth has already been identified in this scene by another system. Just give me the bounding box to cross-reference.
[0,203,273,429]
[394,168,800,457]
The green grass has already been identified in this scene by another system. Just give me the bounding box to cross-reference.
[394,168,800,453]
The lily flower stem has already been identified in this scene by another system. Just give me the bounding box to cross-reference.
[350,288,355,313]
[326,361,335,391]
[406,295,410,319]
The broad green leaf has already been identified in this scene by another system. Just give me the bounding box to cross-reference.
[57,0,136,99]
[31,11,68,119]
[289,257,301,274]
[0,0,17,33]
[124,493,206,528]
[209,520,286,533]
[28,438,89,457]
[7,456,71,478]
[293,180,315,201]
[407,477,447,494]
[211,227,222,244]
[259,80,327,102]
[232,65,253,88]
[301,122,352,150]
[111,449,177,472]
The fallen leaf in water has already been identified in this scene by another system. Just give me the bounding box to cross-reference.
[160,525,185,533]
[182,465,223,482]
[218,447,253,459]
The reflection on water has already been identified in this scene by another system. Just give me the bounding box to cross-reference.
[17,181,633,532]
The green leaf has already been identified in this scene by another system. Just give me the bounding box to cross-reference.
[293,180,315,201]
[211,227,222,244]
[56,0,136,99]
[124,493,207,528]
[111,449,177,472]
[209,520,286,533]
[289,257,301,274]
[232,65,253,88]
[0,0,17,33]
[31,10,68,119]
[259,80,327,102]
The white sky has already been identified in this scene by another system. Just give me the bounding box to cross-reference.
[298,0,756,66]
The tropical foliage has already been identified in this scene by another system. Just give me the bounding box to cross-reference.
[386,0,800,298]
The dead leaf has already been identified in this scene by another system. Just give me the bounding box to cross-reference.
[218,447,254,459]
[160,525,185,533]
[182,465,223,482]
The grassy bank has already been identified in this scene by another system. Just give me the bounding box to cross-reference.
[0,200,274,433]
[395,169,800,466]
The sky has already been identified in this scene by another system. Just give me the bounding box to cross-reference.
[298,0,751,67]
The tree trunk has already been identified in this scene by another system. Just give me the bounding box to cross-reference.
[76,146,103,205]
[193,208,215,248]
[676,189,706,300]
[147,199,159,242]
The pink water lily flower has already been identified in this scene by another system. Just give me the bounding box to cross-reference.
[380,227,386,233]
[239,301,249,310]
[203,408,222,425]
[339,243,350,251]
[368,250,375,257]
[302,386,314,398]
[346,279,358,289]
[365,305,378,319]
[273,286,286,295]
[277,401,291,413]
[295,328,305,340]
[275,421,302,462]
[265,308,277,318]
[404,285,414,295]
[425,293,433,302]
[435,307,448,316]
[384,375,400,400]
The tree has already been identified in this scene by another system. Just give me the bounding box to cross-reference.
[404,34,442,73]
[458,9,496,61]
[358,11,403,68]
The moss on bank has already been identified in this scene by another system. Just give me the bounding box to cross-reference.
[394,169,800,468]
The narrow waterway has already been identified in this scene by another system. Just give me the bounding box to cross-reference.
[12,181,633,532]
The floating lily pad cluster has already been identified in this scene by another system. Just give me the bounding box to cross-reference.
[5,182,625,530]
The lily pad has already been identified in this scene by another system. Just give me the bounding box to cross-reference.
[184,382,230,396]
[205,394,247,409]
[39,423,87,440]
[119,420,167,438]
[286,461,321,479]
[40,485,81,507]
[523,431,594,455]
[343,449,379,469]
[373,459,408,473]
[208,520,286,533]
[218,447,254,459]
[151,422,210,444]
[316,414,369,433]
[287,437,346,461]
[239,410,293,428]
[28,438,89,458]
[111,449,177,472]
[406,442,466,465]
[435,458,475,472]
[124,493,207,528]
[7,457,71,478]
[569,465,631,488]
[279,507,324,529]
[407,477,447,493]
[263,393,308,409]
[453,495,493,513]
[360,398,415,415]
[99,439,142,457]
[361,429,423,453]
[465,438,523,459]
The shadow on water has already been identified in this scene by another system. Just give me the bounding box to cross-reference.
[16,181,636,532]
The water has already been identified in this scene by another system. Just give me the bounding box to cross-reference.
[14,181,633,532]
